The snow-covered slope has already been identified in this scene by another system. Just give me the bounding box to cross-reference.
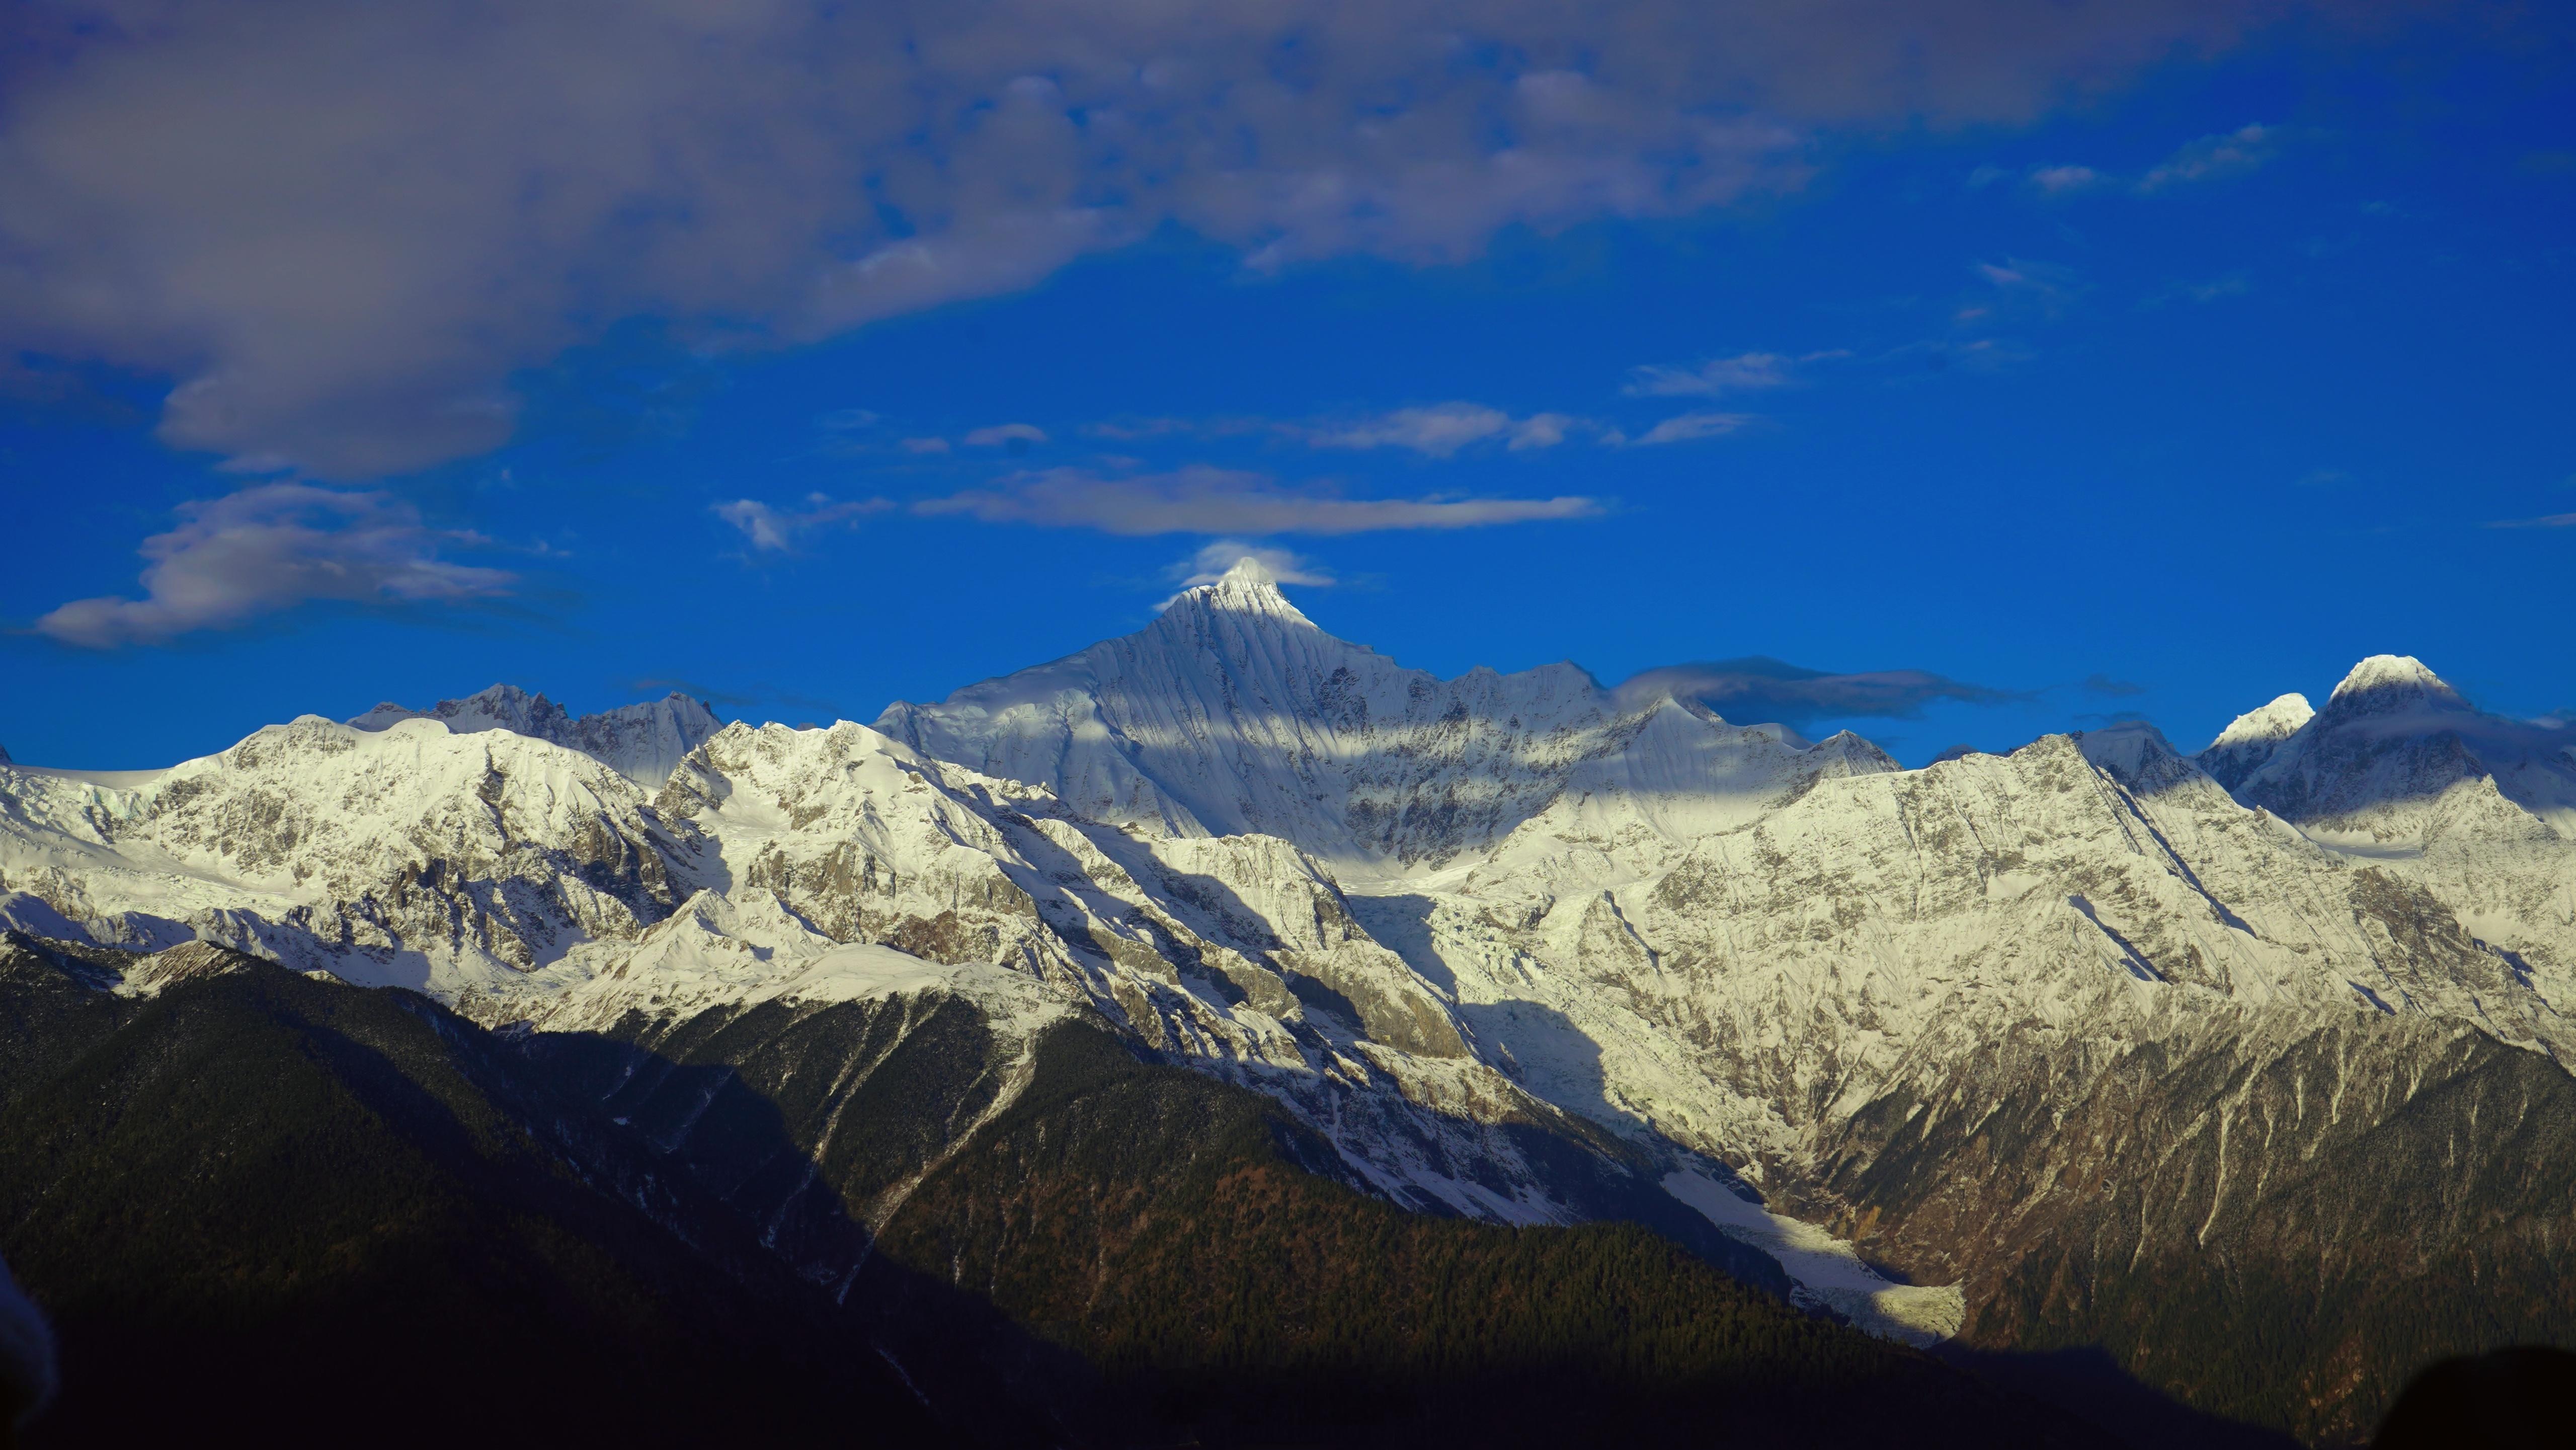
[0,715,698,995]
[875,557,1898,872]
[9,600,2576,1405]
[2191,658,2576,1035]
[351,683,722,785]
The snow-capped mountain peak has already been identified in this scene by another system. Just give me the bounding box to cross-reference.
[877,575,1895,871]
[1187,554,1320,626]
[2230,656,2576,841]
[350,684,721,785]
[2208,693,2315,749]
[2195,692,2313,792]
[2325,654,2465,713]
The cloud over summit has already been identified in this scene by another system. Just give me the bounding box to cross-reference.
[1617,656,2022,727]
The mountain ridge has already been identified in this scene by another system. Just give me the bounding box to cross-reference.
[5,571,2573,1441]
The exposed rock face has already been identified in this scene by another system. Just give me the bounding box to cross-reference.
[351,683,723,786]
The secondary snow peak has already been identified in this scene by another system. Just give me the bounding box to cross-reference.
[2207,694,2315,751]
[2197,693,2314,792]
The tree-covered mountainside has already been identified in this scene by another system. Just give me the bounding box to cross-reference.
[0,935,934,1448]
[855,1023,2103,1447]
[1811,1010,2576,1444]
[0,935,2109,1447]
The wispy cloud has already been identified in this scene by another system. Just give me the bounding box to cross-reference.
[2139,124,2277,191]
[963,422,1048,448]
[713,494,895,552]
[1629,411,1756,445]
[1298,403,1583,456]
[1989,124,2282,202]
[1959,257,2085,324]
[2027,164,2106,193]
[915,466,1602,536]
[2485,512,2576,529]
[1616,656,2024,727]
[2083,674,2148,698]
[2143,273,2251,307]
[33,484,512,647]
[1625,352,1802,398]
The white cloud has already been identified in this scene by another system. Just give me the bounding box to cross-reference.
[34,483,512,647]
[1981,124,2281,202]
[1507,413,1581,449]
[1100,405,1587,455]
[962,422,1049,448]
[2485,511,2576,530]
[2139,123,2277,191]
[915,465,1601,535]
[1964,257,2085,323]
[900,437,952,454]
[1631,411,1755,445]
[0,3,2316,477]
[1302,403,1552,457]
[1624,351,1810,398]
[713,493,894,552]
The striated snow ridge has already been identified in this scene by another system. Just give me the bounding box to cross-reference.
[877,556,1899,873]
[350,683,721,785]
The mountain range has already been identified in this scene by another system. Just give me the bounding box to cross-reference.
[5,557,2571,1445]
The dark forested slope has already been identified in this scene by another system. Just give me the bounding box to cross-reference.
[0,934,2108,1448]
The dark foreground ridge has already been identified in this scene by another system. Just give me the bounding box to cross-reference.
[0,935,2114,1448]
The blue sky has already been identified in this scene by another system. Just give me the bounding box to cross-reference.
[2,2,2570,768]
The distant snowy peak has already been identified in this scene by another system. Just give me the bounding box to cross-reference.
[350,683,721,785]
[2325,654,2466,713]
[2209,693,2316,747]
[2196,693,2313,792]
[878,556,1898,870]
[2231,657,2576,841]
